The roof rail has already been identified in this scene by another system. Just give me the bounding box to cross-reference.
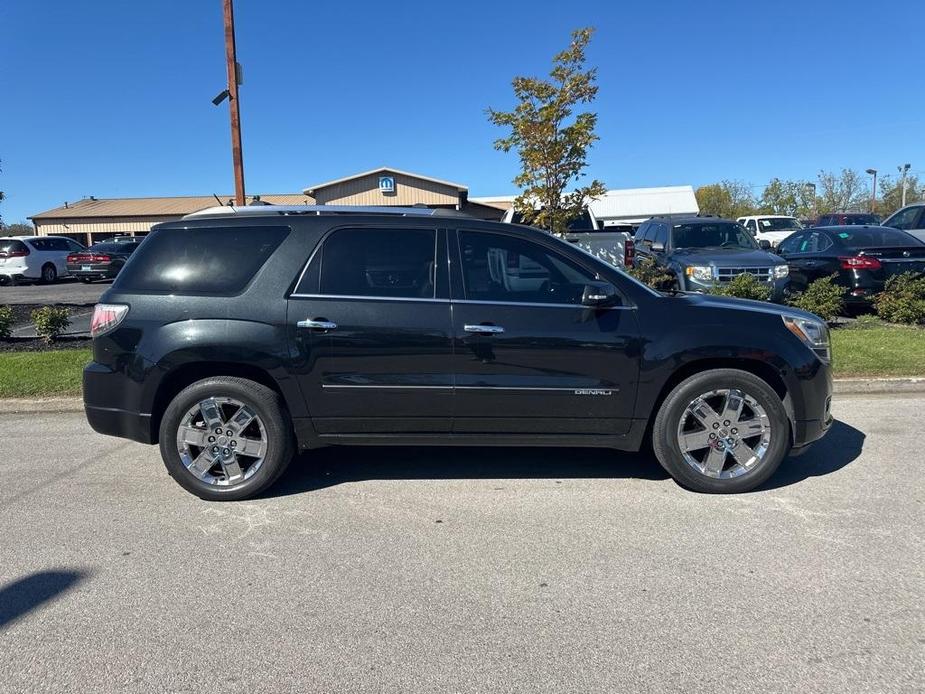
[183,204,470,220]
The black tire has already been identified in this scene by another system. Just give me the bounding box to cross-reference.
[40,263,57,284]
[158,377,294,501]
[652,369,790,493]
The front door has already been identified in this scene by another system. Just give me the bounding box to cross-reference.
[288,226,453,434]
[449,229,639,435]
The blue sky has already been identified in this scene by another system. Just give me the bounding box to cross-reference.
[1,0,923,222]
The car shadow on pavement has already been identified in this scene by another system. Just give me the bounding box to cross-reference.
[0,569,87,630]
[263,446,670,498]
[757,419,865,492]
[265,419,865,498]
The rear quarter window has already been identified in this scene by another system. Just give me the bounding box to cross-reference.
[0,240,30,255]
[112,225,289,294]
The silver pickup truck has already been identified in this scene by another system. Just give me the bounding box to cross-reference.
[501,208,634,268]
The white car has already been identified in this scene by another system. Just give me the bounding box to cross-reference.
[882,203,925,243]
[737,215,803,247]
[0,235,86,284]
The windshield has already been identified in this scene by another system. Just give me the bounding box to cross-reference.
[837,229,921,249]
[671,223,758,250]
[758,217,802,232]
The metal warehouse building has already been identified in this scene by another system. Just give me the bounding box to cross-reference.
[29,167,507,245]
[28,166,693,245]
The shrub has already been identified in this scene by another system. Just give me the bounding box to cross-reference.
[875,272,925,325]
[708,273,772,302]
[0,306,13,339]
[626,257,677,291]
[31,306,71,343]
[787,275,846,322]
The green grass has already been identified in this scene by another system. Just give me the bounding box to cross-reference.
[0,348,91,398]
[0,327,921,399]
[831,325,925,378]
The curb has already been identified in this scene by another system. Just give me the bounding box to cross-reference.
[1,378,924,413]
[832,377,925,394]
[0,397,85,414]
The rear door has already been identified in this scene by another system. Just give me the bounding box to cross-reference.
[287,225,454,435]
[448,228,639,436]
[782,231,834,290]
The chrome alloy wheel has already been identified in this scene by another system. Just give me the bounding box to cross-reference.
[676,388,772,479]
[175,397,267,486]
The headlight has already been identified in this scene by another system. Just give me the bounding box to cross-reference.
[782,315,830,362]
[773,264,789,279]
[685,266,714,281]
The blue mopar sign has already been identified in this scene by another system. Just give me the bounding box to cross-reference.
[378,176,396,194]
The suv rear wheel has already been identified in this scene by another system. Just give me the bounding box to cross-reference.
[652,369,790,493]
[158,377,294,501]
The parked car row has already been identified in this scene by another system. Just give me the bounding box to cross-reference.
[629,216,925,307]
[0,235,141,285]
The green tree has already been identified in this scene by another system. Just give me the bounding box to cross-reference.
[816,169,869,214]
[488,27,606,235]
[759,178,815,217]
[876,174,922,217]
[1,221,33,237]
[695,180,756,219]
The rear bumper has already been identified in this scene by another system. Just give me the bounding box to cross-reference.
[0,272,28,284]
[67,264,117,279]
[85,403,153,444]
[83,361,156,444]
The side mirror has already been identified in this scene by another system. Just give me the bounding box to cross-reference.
[650,241,665,252]
[582,281,619,307]
[758,239,772,250]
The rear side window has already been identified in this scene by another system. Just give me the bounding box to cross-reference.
[113,226,289,294]
[315,228,437,299]
[837,228,920,248]
[0,240,30,256]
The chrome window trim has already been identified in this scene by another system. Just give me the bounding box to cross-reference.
[291,293,450,303]
[290,294,634,310]
[321,384,616,392]
[452,299,634,310]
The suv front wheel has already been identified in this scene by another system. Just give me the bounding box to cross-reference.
[158,377,294,501]
[652,369,790,493]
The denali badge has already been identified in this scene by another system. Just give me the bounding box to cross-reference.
[574,389,613,396]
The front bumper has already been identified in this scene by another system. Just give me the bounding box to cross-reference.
[682,275,790,300]
[790,363,834,450]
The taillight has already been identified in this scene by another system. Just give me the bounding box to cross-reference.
[90,304,129,338]
[67,254,81,263]
[839,256,881,270]
[90,254,111,263]
[0,249,29,258]
[624,238,635,268]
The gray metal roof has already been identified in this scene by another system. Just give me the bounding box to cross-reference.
[183,205,466,220]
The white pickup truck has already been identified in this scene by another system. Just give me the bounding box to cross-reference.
[737,215,804,247]
[501,208,634,268]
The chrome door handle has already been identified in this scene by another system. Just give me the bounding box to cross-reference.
[297,319,337,330]
[464,324,505,335]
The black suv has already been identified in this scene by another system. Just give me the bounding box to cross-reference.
[84,206,833,500]
[634,217,791,298]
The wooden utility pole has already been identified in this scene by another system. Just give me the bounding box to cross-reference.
[223,0,245,205]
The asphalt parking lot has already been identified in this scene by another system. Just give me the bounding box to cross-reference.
[0,395,921,693]
[0,278,107,305]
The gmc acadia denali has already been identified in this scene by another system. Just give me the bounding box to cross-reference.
[83,206,833,500]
